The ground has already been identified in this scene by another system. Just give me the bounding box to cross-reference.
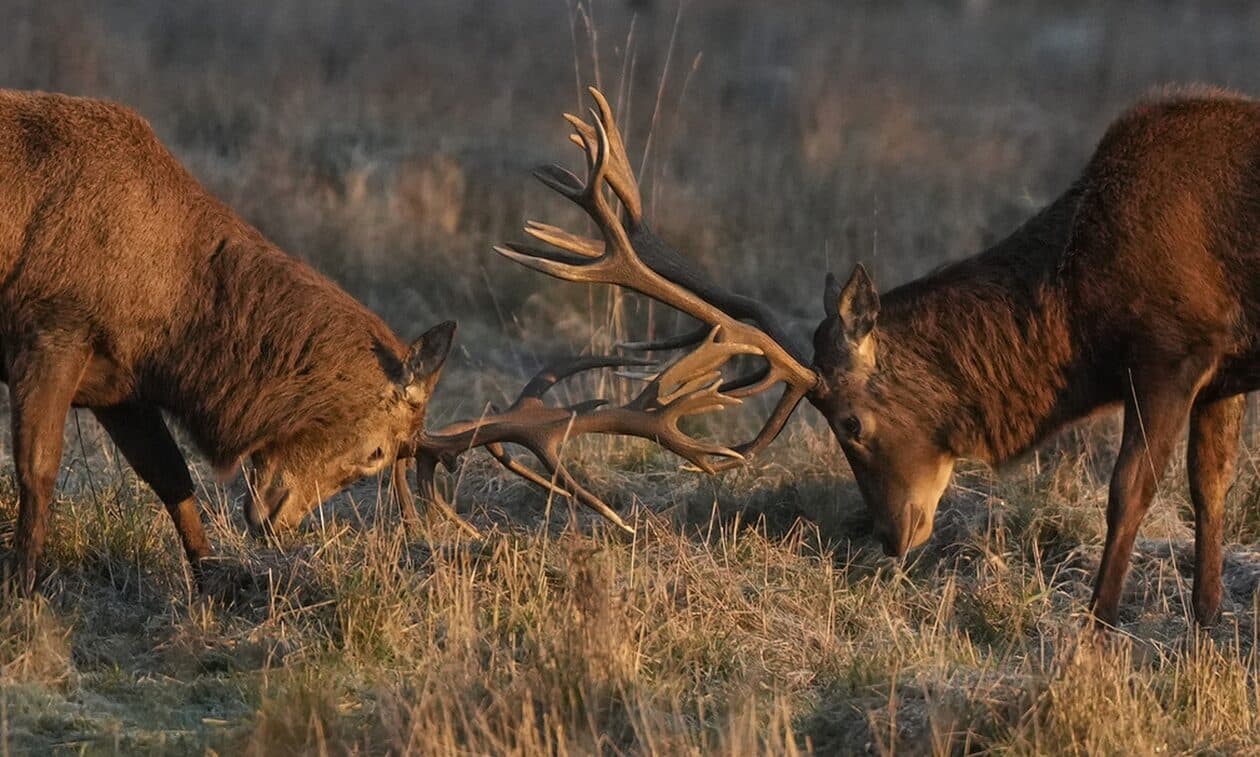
[2,1,1260,754]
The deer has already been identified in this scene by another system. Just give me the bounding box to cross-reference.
[0,89,459,593]
[416,86,1260,628]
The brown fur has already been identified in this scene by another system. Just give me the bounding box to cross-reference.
[0,90,453,591]
[811,87,1260,626]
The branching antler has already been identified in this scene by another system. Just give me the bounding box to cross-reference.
[404,87,821,536]
[497,87,819,466]
[404,328,760,537]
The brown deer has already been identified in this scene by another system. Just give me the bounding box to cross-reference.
[425,86,1259,628]
[0,89,457,593]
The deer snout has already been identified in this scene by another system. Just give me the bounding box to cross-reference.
[875,523,914,558]
[875,505,934,558]
[245,486,296,540]
[244,491,273,537]
[265,492,313,533]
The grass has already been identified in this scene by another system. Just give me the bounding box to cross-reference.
[2,0,1260,753]
[0,418,1257,754]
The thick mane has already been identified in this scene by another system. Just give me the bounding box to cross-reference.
[872,90,1260,466]
[153,215,409,471]
[874,184,1091,463]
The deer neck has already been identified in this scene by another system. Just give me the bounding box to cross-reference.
[159,237,404,469]
[873,190,1088,465]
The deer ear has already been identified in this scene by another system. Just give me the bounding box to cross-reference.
[823,272,845,318]
[832,264,879,344]
[404,320,456,406]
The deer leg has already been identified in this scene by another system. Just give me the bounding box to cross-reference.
[6,342,88,594]
[1186,393,1244,626]
[92,404,211,582]
[1090,361,1209,627]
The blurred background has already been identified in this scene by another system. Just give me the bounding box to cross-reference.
[3,0,1258,421]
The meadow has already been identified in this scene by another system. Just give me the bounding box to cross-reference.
[2,0,1260,753]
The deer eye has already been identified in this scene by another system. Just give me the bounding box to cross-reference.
[367,447,385,463]
[843,416,862,440]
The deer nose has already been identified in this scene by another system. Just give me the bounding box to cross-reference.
[246,487,291,540]
[884,537,911,559]
[874,524,908,558]
[875,516,919,558]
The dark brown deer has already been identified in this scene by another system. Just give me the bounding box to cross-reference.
[428,86,1259,628]
[0,89,457,592]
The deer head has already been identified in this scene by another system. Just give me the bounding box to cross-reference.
[811,267,955,556]
[245,320,456,534]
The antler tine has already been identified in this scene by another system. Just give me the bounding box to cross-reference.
[567,90,813,368]
[719,363,772,395]
[392,457,423,529]
[587,87,643,223]
[692,384,810,474]
[602,378,747,476]
[564,88,643,225]
[532,163,585,199]
[500,240,602,267]
[394,454,484,538]
[484,442,633,532]
[620,323,711,352]
[533,445,635,532]
[523,221,603,259]
[413,356,649,534]
[485,442,573,499]
[645,326,761,405]
[517,354,654,405]
[495,242,603,283]
[411,451,485,538]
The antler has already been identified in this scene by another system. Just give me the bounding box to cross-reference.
[496,87,819,468]
[404,327,761,537]
[400,87,821,537]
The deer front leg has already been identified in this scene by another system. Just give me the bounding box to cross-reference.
[6,341,88,594]
[1186,393,1244,626]
[92,404,211,581]
[1090,361,1209,627]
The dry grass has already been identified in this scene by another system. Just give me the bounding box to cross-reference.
[2,0,1260,754]
[1,416,1258,754]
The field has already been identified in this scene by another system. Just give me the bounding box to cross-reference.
[3,0,1260,753]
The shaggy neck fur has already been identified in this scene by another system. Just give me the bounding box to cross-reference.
[872,186,1096,464]
[153,224,408,471]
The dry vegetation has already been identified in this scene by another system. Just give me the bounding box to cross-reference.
[2,0,1260,753]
